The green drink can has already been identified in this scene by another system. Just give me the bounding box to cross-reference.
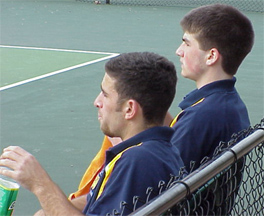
[0,176,20,216]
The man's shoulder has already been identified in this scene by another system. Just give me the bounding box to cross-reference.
[122,138,173,157]
[119,138,181,165]
[187,89,244,113]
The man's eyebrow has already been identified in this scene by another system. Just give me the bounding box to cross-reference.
[182,37,190,43]
[100,84,108,95]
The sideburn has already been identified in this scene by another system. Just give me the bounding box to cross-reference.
[115,97,126,112]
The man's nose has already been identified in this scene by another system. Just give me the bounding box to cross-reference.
[176,44,184,57]
[94,93,103,108]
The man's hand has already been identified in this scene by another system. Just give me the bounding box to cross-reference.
[0,146,50,194]
[0,146,84,216]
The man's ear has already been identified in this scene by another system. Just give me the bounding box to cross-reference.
[124,99,139,120]
[206,48,220,66]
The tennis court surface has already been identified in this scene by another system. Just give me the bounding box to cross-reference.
[0,45,118,90]
[0,0,263,215]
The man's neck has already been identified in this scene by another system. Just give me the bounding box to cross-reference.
[196,71,233,89]
[120,122,159,142]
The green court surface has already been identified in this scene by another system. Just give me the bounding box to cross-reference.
[0,1,263,215]
[0,46,116,88]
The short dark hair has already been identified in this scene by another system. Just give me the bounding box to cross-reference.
[180,4,254,75]
[105,52,177,125]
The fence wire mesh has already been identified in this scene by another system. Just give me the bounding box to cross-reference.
[78,0,264,13]
[231,138,264,215]
[105,119,263,216]
[165,127,264,216]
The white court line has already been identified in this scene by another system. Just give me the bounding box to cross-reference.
[0,45,120,91]
[0,45,119,55]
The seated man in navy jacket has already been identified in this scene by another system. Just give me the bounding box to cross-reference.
[169,4,253,171]
[0,52,184,215]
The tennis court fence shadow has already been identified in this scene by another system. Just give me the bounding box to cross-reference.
[106,119,264,216]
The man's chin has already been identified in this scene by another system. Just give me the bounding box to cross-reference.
[181,71,188,78]
[101,128,114,138]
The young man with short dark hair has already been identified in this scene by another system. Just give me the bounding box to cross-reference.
[0,52,184,215]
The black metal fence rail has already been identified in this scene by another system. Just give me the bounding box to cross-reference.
[78,0,264,13]
[128,119,264,216]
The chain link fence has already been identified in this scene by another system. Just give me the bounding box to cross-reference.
[167,123,264,216]
[78,0,264,13]
[104,119,264,215]
[231,142,263,215]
